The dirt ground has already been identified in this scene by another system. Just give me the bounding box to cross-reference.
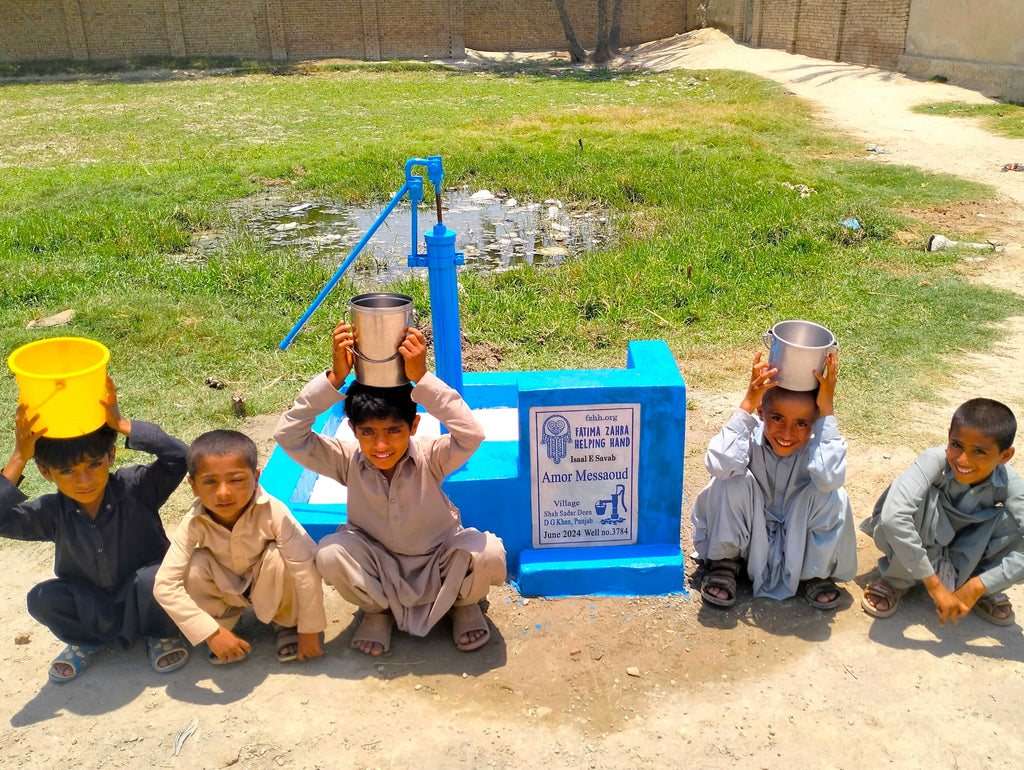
[4,30,1024,769]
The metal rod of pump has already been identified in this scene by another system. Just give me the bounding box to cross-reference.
[278,181,411,350]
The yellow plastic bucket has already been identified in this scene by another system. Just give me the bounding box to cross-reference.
[7,337,111,438]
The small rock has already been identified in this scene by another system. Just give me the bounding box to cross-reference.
[522,598,530,605]
[273,221,299,232]
[288,202,316,214]
[462,672,469,679]
[14,632,31,645]
[414,684,423,691]
[300,698,309,705]
[626,666,641,677]
[570,648,581,656]
[470,189,495,201]
[504,198,518,208]
[26,309,75,329]
[204,377,226,390]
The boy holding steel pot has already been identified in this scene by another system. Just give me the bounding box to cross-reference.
[690,348,856,609]
[274,322,506,656]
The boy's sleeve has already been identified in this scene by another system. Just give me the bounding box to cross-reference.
[875,448,947,580]
[0,476,57,542]
[411,372,485,478]
[117,421,189,508]
[270,497,327,634]
[806,415,847,492]
[975,466,1024,594]
[273,373,355,484]
[704,409,757,479]
[154,515,221,646]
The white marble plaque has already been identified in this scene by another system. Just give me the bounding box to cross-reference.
[529,403,640,548]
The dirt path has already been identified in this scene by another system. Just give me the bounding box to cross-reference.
[4,33,1024,769]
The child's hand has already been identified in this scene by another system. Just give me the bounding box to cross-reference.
[814,351,838,418]
[924,574,969,626]
[951,575,987,614]
[399,326,428,383]
[102,377,132,436]
[296,631,323,662]
[3,405,47,484]
[206,625,251,663]
[328,321,355,389]
[739,352,778,413]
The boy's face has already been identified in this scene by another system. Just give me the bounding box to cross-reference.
[38,450,116,515]
[758,394,817,457]
[352,415,420,477]
[188,453,259,525]
[946,425,1014,486]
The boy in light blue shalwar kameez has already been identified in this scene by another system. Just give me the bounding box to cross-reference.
[691,351,857,609]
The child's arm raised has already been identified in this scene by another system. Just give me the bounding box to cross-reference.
[706,353,776,478]
[105,377,188,508]
[2,406,46,486]
[274,320,359,482]
[404,327,485,478]
[807,351,846,491]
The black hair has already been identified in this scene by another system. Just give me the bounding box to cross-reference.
[34,424,117,470]
[950,398,1017,451]
[343,381,416,428]
[186,429,259,477]
[761,386,819,415]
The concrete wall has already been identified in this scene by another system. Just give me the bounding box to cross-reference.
[900,0,1024,102]
[0,0,686,64]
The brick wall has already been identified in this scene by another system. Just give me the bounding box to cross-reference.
[462,0,685,51]
[0,0,687,63]
[718,0,910,70]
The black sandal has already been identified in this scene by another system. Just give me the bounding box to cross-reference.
[700,558,742,608]
[800,577,841,610]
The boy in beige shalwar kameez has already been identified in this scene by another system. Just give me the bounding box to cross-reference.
[274,323,506,656]
[155,430,326,665]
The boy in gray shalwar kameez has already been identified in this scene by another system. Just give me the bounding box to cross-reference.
[861,398,1024,626]
[691,351,856,609]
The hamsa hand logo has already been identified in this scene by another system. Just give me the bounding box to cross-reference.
[541,414,570,464]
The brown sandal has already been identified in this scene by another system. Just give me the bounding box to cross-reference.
[972,592,1015,626]
[860,578,906,618]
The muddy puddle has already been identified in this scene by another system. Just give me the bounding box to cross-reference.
[193,189,613,280]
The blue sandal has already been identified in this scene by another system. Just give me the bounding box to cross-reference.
[147,636,190,674]
[48,643,102,683]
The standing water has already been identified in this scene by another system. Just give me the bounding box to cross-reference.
[211,189,612,280]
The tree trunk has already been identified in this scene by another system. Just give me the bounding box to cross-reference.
[592,0,612,63]
[608,0,623,53]
[553,0,587,63]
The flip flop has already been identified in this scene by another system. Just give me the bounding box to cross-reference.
[972,592,1015,626]
[450,602,491,652]
[351,612,393,656]
[800,577,842,610]
[147,636,189,674]
[700,558,741,608]
[48,643,102,683]
[275,626,300,663]
[860,577,906,619]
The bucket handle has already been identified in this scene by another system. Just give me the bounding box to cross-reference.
[344,310,419,364]
[762,329,839,354]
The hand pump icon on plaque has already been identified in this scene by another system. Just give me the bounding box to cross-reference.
[595,484,627,525]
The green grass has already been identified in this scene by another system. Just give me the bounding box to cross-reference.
[1,64,1019,494]
[913,101,1024,138]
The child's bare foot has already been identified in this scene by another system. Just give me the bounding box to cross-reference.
[351,612,393,656]
[450,603,490,651]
